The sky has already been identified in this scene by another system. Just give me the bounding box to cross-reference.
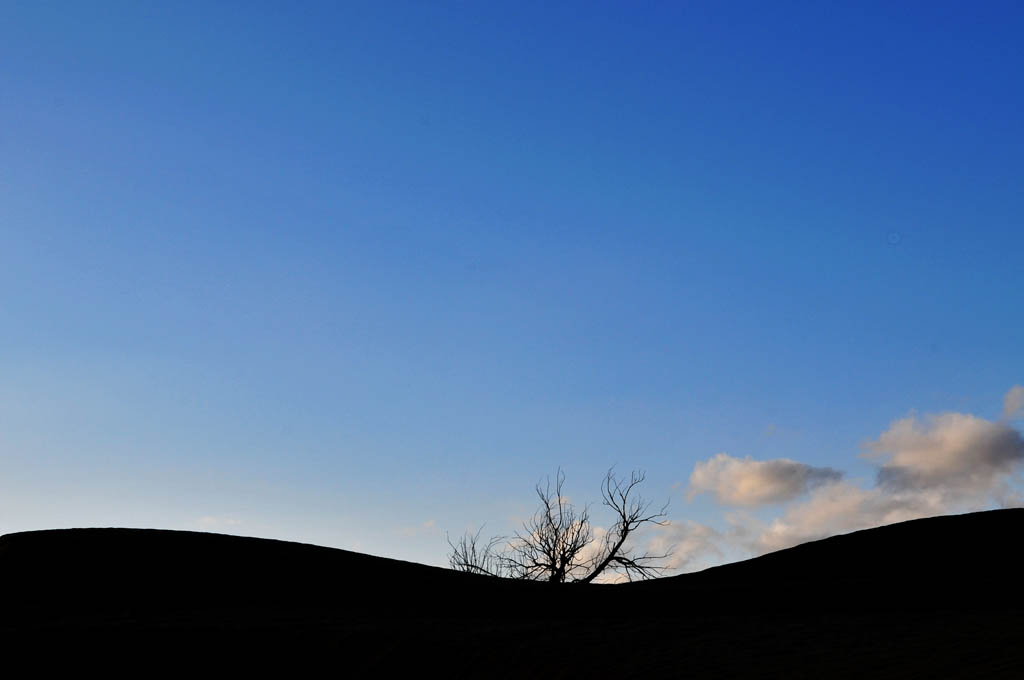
[1,1,1022,573]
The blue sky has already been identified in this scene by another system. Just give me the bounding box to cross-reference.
[2,1,1022,570]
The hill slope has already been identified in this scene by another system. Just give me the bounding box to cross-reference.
[627,508,1024,612]
[2,510,1023,677]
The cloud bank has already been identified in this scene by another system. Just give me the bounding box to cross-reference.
[743,483,946,554]
[687,388,1024,557]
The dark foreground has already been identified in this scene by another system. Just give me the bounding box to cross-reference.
[2,510,1022,677]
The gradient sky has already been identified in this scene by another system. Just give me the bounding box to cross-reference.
[2,1,1022,571]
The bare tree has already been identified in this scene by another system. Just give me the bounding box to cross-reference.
[448,468,673,583]
[505,468,596,582]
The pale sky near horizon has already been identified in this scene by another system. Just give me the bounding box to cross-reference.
[2,2,1022,573]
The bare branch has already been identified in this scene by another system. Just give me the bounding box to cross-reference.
[578,468,670,583]
[447,526,508,578]
[447,467,673,585]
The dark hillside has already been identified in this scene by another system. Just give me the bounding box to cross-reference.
[0,527,530,626]
[3,511,1023,677]
[627,508,1024,612]
[684,508,1024,584]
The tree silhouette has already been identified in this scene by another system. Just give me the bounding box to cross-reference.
[448,468,672,583]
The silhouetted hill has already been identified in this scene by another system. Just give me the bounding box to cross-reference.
[685,508,1024,584]
[3,510,1023,677]
[0,526,531,627]
[628,508,1024,612]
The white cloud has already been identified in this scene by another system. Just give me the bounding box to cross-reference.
[688,453,843,506]
[867,412,1024,494]
[1004,385,1024,420]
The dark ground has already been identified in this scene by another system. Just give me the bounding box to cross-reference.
[2,510,1022,677]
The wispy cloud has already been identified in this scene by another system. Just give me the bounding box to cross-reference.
[646,520,721,573]
[399,519,439,538]
[1004,385,1024,420]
